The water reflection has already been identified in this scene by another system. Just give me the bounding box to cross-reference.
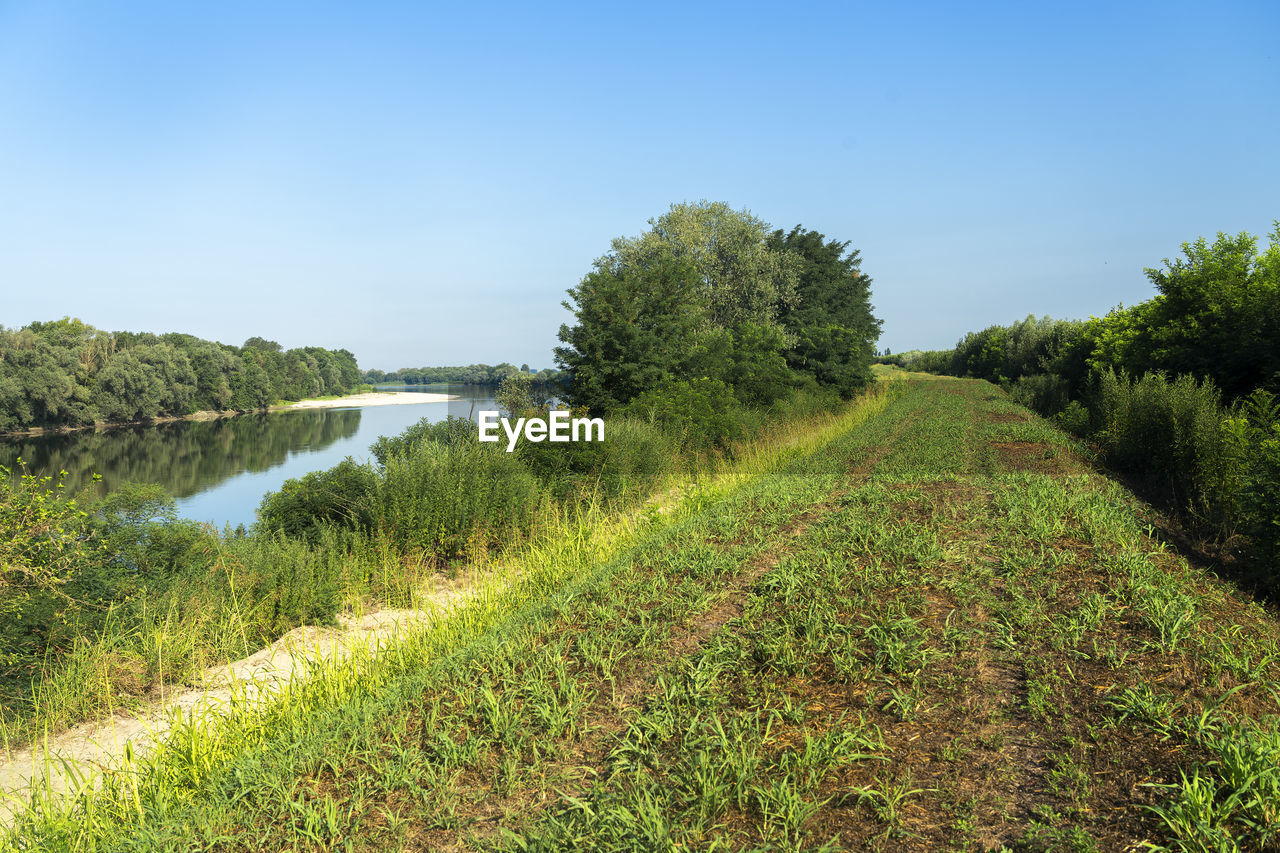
[0,384,500,529]
[0,409,363,498]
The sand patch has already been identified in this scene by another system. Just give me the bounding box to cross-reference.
[282,391,458,409]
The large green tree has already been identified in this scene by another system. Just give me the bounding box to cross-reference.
[558,204,883,414]
[766,226,882,398]
[604,201,799,334]
[555,250,706,412]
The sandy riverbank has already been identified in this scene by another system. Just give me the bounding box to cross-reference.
[0,391,460,438]
[279,390,458,409]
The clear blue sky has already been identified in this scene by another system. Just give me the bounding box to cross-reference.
[2,1,1276,369]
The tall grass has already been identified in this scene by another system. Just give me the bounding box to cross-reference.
[1004,368,1280,592]
[377,439,545,559]
[1090,369,1240,527]
[0,522,419,750]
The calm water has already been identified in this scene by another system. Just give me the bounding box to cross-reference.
[0,385,498,530]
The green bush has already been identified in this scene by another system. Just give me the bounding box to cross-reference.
[369,415,476,465]
[1230,392,1280,587]
[1055,400,1090,436]
[515,413,672,503]
[256,458,378,540]
[93,482,216,584]
[622,378,744,450]
[1009,373,1072,418]
[376,439,544,560]
[1089,370,1241,528]
[221,530,347,636]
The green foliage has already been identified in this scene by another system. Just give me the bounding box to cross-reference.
[93,482,213,584]
[1056,400,1090,435]
[1082,225,1280,399]
[622,378,744,450]
[256,458,379,541]
[369,415,476,466]
[375,439,544,559]
[556,203,882,453]
[0,465,101,669]
[950,315,1086,386]
[929,223,1280,587]
[363,362,562,387]
[1089,370,1239,527]
[555,250,707,413]
[767,225,882,397]
[607,200,799,332]
[710,322,796,408]
[1229,392,1280,577]
[875,349,954,374]
[0,318,364,431]
[221,530,346,636]
[391,415,460,460]
[1009,373,1073,418]
[516,414,674,503]
[495,371,536,416]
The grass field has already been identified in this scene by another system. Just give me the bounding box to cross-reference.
[5,378,1278,851]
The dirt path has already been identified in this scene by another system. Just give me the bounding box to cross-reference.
[0,585,476,825]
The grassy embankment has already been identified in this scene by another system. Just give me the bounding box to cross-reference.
[6,377,1280,851]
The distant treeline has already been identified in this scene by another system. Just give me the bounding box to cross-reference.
[0,319,363,432]
[362,364,563,386]
[890,223,1280,590]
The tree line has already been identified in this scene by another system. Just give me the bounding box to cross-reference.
[890,223,1280,589]
[362,364,562,386]
[0,319,364,432]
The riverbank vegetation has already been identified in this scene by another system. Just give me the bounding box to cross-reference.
[0,201,884,756]
[8,207,1278,850]
[0,320,364,433]
[0,379,873,762]
[886,223,1280,594]
[7,379,1280,851]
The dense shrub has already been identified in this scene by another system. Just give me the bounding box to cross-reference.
[376,439,544,560]
[1055,400,1090,436]
[517,414,674,503]
[1089,370,1240,527]
[221,529,347,636]
[1229,392,1280,582]
[622,378,744,450]
[369,415,476,465]
[94,481,215,583]
[1009,373,1072,419]
[256,458,379,540]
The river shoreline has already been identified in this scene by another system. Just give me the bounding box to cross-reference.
[0,391,459,439]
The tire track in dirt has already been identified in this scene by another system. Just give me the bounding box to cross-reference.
[422,436,898,848]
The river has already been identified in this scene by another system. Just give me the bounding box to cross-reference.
[0,385,498,531]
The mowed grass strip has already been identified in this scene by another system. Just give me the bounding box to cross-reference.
[8,380,1279,852]
[508,381,1280,852]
